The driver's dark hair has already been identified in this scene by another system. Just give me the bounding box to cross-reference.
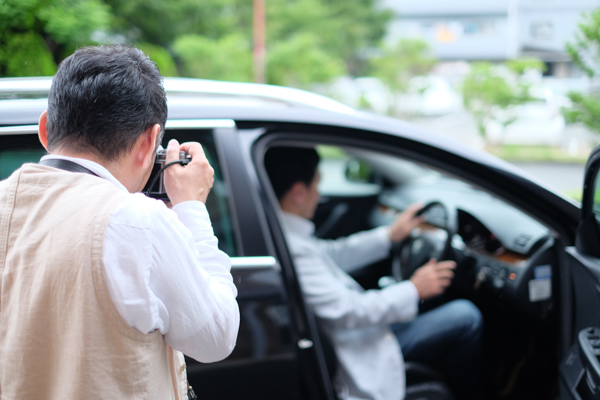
[47,44,167,161]
[264,146,320,200]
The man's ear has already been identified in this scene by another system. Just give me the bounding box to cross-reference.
[136,124,161,169]
[38,111,49,151]
[288,181,308,205]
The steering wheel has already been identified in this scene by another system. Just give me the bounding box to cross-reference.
[391,201,454,282]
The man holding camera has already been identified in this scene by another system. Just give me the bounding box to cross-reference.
[0,45,239,399]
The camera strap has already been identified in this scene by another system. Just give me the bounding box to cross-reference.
[39,159,100,178]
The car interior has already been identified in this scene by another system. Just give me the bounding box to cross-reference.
[264,142,560,400]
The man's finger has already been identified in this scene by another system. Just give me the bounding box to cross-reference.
[420,258,437,269]
[414,216,426,227]
[435,261,456,270]
[436,269,455,279]
[179,141,207,159]
[405,202,425,217]
[166,139,180,163]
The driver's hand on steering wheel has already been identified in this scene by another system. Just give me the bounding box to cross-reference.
[409,258,456,300]
[389,203,426,242]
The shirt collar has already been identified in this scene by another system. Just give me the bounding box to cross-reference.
[281,211,315,237]
[40,154,129,192]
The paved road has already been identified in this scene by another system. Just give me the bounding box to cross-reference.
[510,162,586,196]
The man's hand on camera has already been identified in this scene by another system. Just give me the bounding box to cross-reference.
[409,258,456,300]
[389,203,425,242]
[164,139,214,205]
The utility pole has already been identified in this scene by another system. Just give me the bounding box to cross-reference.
[253,0,266,84]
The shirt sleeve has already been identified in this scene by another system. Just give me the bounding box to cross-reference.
[102,195,240,363]
[315,226,392,273]
[290,234,419,330]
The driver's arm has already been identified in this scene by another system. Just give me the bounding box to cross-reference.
[315,226,392,273]
[292,239,420,328]
[316,203,424,273]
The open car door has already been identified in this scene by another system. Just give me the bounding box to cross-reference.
[560,145,600,399]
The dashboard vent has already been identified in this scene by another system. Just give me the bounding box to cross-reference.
[513,234,533,251]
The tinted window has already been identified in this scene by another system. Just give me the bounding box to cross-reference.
[162,128,237,256]
[0,129,237,256]
[0,135,46,180]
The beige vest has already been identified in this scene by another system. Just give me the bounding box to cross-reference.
[0,164,187,399]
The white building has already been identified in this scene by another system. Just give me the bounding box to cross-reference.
[383,0,600,76]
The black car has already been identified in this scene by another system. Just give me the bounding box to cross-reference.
[1,77,599,400]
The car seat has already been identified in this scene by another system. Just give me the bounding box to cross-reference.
[315,322,455,400]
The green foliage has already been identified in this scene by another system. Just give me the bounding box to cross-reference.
[566,9,600,79]
[0,0,391,86]
[486,144,587,164]
[37,0,112,45]
[562,9,600,134]
[372,38,436,93]
[267,33,344,88]
[136,43,178,77]
[370,38,436,116]
[0,32,57,77]
[563,91,600,132]
[0,0,111,77]
[105,0,244,46]
[172,34,252,82]
[266,0,392,76]
[506,58,547,75]
[462,61,540,142]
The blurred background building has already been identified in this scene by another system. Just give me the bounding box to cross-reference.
[384,0,598,76]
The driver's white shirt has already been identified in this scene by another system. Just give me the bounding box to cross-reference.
[281,212,419,400]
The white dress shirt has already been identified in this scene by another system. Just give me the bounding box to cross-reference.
[40,155,240,363]
[281,211,419,400]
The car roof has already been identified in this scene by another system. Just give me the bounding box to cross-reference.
[0,76,502,164]
[0,76,579,211]
[0,76,354,114]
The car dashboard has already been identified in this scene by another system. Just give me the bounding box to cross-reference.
[370,180,556,320]
[317,154,557,321]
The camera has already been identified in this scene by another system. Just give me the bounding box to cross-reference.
[143,147,192,199]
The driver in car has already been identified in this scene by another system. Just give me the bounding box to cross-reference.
[265,146,482,400]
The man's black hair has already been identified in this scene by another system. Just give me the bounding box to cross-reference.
[264,147,320,200]
[47,44,167,161]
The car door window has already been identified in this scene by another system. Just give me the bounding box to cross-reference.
[161,128,237,256]
[0,136,46,180]
[0,127,237,257]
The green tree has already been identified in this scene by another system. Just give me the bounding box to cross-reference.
[266,0,392,76]
[371,38,437,117]
[105,0,243,46]
[136,43,178,77]
[0,0,392,86]
[562,9,600,133]
[267,33,344,88]
[462,60,542,145]
[172,34,252,82]
[0,0,112,77]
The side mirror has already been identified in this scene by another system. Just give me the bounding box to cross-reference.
[576,145,600,258]
[345,159,372,183]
